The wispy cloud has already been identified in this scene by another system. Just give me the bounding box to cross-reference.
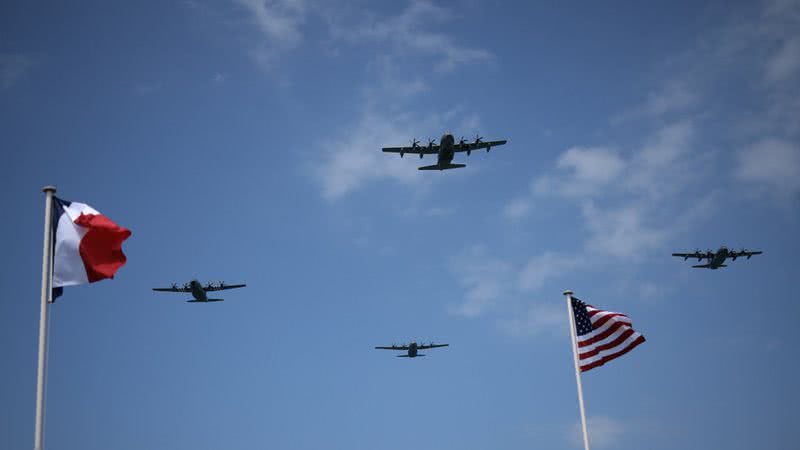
[571,416,628,449]
[613,80,696,123]
[0,54,32,90]
[533,146,626,199]
[233,0,307,69]
[447,246,576,337]
[327,0,492,72]
[736,137,800,199]
[517,252,580,292]
[448,245,514,318]
[314,111,425,201]
[312,1,494,200]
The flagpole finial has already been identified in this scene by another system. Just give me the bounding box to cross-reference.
[563,290,573,296]
[42,185,57,193]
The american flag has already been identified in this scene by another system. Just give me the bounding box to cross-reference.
[572,297,645,372]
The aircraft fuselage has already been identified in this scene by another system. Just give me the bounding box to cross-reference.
[436,134,455,166]
[694,247,729,269]
[189,279,208,301]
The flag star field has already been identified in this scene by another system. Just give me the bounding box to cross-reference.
[1,1,799,450]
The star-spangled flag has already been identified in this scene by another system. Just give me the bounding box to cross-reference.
[51,197,131,300]
[571,297,645,372]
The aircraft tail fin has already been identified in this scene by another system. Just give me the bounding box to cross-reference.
[418,163,466,171]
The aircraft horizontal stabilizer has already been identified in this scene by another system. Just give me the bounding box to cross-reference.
[418,163,466,171]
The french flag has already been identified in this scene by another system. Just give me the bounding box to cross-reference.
[51,197,131,299]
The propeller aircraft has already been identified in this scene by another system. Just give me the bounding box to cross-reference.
[382,132,507,170]
[152,279,246,302]
[671,246,762,269]
[374,341,449,358]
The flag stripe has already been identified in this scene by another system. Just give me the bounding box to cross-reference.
[51,197,130,295]
[571,297,645,372]
[577,320,631,347]
[579,335,645,372]
[579,328,635,358]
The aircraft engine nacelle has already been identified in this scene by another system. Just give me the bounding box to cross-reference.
[419,153,423,159]
[467,149,471,156]
[400,151,404,158]
[747,255,752,259]
[486,146,491,152]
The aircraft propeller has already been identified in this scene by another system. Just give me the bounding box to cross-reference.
[459,136,472,155]
[171,283,179,289]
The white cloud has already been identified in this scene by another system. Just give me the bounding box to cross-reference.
[765,35,800,83]
[571,416,628,449]
[448,246,513,318]
[626,120,694,197]
[558,147,626,184]
[235,0,305,44]
[314,112,424,200]
[614,80,696,122]
[499,303,565,338]
[581,201,669,259]
[736,138,800,198]
[533,146,626,198]
[517,252,579,292]
[0,54,32,90]
[510,120,712,261]
[311,2,493,200]
[503,196,532,220]
[234,0,307,69]
[327,0,492,72]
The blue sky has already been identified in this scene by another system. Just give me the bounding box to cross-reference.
[2,1,799,449]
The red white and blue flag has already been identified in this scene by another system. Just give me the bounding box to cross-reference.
[51,197,131,299]
[571,297,645,372]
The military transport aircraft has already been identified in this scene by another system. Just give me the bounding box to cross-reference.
[152,279,246,302]
[671,246,762,269]
[375,341,449,358]
[382,133,507,170]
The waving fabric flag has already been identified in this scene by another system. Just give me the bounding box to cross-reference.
[571,297,645,372]
[51,197,131,299]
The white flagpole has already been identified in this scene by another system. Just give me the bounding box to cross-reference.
[564,290,590,450]
[35,186,56,450]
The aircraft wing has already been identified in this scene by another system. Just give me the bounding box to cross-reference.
[453,140,507,153]
[417,343,449,350]
[375,345,409,350]
[729,250,763,260]
[152,286,191,293]
[204,283,246,292]
[672,252,712,260]
[382,145,439,155]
